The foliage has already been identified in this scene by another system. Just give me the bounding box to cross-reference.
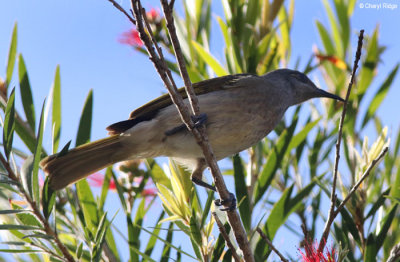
[0,0,399,261]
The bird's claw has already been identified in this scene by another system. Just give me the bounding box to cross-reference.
[214,193,236,211]
[191,113,207,128]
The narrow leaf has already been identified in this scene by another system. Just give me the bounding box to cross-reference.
[3,88,16,159]
[18,54,35,131]
[361,64,399,128]
[75,89,93,147]
[32,99,46,204]
[190,209,202,246]
[76,178,98,235]
[20,155,34,199]
[0,249,40,253]
[160,222,174,262]
[42,176,56,219]
[233,154,250,231]
[52,65,62,153]
[5,23,18,88]
[99,167,112,210]
[191,41,228,76]
[0,224,41,230]
[144,211,165,257]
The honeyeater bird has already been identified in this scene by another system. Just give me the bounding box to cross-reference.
[40,69,343,190]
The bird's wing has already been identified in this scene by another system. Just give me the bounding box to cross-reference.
[106,73,256,134]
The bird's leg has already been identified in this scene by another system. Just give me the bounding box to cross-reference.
[190,158,216,191]
[214,193,236,211]
[191,158,237,211]
[165,113,208,136]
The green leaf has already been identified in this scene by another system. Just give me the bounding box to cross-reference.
[364,234,377,262]
[0,249,40,253]
[322,0,343,57]
[365,188,390,219]
[358,28,379,97]
[18,54,35,132]
[160,222,174,262]
[361,64,399,128]
[75,89,93,147]
[211,219,230,262]
[14,118,36,153]
[111,170,128,212]
[11,203,41,227]
[20,155,34,198]
[132,198,146,257]
[92,212,116,262]
[375,204,398,251]
[191,41,228,76]
[127,215,138,262]
[57,140,71,158]
[76,178,99,235]
[201,190,214,228]
[233,154,250,231]
[146,159,172,190]
[255,179,317,260]
[0,210,27,215]
[32,99,46,204]
[94,212,108,244]
[189,209,202,246]
[287,118,320,151]
[22,233,54,240]
[144,211,165,257]
[99,167,112,210]
[5,23,18,89]
[42,176,56,219]
[3,88,16,159]
[254,112,298,204]
[137,223,197,260]
[76,242,83,259]
[0,224,41,230]
[52,65,62,153]
[315,21,334,55]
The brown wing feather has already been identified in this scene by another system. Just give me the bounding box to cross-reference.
[106,74,256,134]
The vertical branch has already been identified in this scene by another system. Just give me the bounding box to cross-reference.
[318,30,364,252]
[122,1,254,260]
[212,212,241,262]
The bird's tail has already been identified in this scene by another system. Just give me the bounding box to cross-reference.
[40,135,129,190]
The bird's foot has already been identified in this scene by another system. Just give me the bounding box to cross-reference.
[164,113,208,136]
[191,113,207,128]
[214,193,236,211]
[191,177,216,191]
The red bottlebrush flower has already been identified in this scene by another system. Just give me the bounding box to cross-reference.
[141,188,157,197]
[315,54,347,70]
[118,28,143,47]
[87,172,116,190]
[299,240,337,262]
[146,8,160,22]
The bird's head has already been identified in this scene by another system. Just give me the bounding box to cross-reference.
[265,69,344,106]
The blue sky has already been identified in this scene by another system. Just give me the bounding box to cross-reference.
[1,0,399,260]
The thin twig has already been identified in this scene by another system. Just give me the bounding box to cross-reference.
[158,2,254,260]
[334,146,388,217]
[0,154,75,262]
[256,228,288,262]
[318,30,364,252]
[106,0,136,25]
[128,1,254,261]
[387,243,400,262]
[160,0,200,116]
[212,212,241,262]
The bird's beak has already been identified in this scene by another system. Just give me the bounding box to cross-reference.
[315,88,344,102]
